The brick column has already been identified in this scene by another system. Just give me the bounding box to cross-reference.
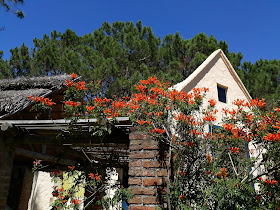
[0,136,14,209]
[128,128,168,210]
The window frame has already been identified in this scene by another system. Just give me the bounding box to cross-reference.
[217,84,227,103]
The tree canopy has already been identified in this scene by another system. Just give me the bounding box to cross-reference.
[2,21,242,97]
[1,21,279,103]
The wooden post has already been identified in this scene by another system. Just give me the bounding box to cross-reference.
[0,136,15,209]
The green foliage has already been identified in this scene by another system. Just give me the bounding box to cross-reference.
[5,21,242,98]
[0,0,24,18]
[29,76,280,209]
[0,51,11,78]
[98,188,133,210]
[9,43,31,76]
[2,20,280,103]
[239,59,280,105]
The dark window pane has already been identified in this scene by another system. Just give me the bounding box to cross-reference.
[217,86,227,103]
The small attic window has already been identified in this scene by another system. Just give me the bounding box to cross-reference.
[217,85,227,103]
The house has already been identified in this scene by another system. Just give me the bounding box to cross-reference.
[0,49,254,210]
[174,49,251,123]
[0,75,131,209]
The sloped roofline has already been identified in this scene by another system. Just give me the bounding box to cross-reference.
[174,49,252,102]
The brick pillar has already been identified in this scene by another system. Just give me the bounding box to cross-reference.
[0,136,14,209]
[128,128,168,210]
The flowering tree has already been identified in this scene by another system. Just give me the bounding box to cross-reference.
[30,74,280,209]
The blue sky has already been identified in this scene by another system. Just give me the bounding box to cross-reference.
[0,0,279,63]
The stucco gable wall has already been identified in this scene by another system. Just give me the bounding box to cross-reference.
[181,55,249,124]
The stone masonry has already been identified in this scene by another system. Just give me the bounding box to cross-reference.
[128,127,169,210]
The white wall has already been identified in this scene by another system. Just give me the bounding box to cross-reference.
[28,171,54,210]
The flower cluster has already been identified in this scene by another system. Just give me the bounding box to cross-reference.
[28,95,55,106]
[149,128,166,134]
[228,147,240,154]
[89,173,101,181]
[71,198,81,205]
[64,101,80,107]
[217,168,228,178]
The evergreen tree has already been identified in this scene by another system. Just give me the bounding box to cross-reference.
[9,43,31,76]
[5,21,243,98]
[0,51,11,78]
[0,0,24,18]
[240,59,280,104]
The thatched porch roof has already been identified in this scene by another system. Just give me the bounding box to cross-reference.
[0,75,70,119]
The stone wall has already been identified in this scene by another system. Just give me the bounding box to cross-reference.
[128,128,168,210]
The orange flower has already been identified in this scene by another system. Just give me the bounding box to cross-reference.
[135,84,147,92]
[95,175,101,181]
[76,81,87,90]
[70,73,77,79]
[203,114,216,122]
[146,121,153,125]
[51,170,61,176]
[184,142,195,147]
[202,87,209,92]
[206,170,211,175]
[165,105,171,110]
[64,101,80,107]
[154,112,162,117]
[208,99,216,106]
[206,154,213,163]
[250,97,266,108]
[89,173,95,179]
[263,133,280,142]
[68,166,75,170]
[136,120,146,125]
[64,79,74,87]
[33,159,42,165]
[58,195,65,200]
[229,147,239,154]
[71,198,81,205]
[190,130,202,136]
[148,76,159,84]
[272,125,280,130]
[86,105,95,112]
[222,108,229,115]
[28,95,55,106]
[232,99,245,106]
[89,173,101,180]
[222,123,234,131]
[264,179,278,185]
[217,168,228,178]
[52,192,59,197]
[179,171,186,176]
[140,79,150,85]
[179,195,185,199]
[149,128,166,134]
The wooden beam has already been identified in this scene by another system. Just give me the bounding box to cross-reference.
[15,147,76,165]
[9,133,129,145]
[0,117,130,125]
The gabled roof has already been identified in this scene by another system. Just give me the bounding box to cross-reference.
[174,49,252,101]
[0,75,71,119]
